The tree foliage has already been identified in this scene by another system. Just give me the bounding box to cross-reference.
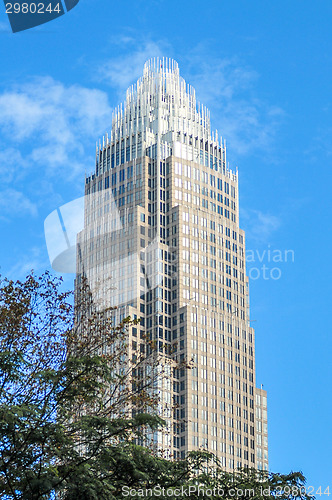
[0,272,313,500]
[0,272,160,499]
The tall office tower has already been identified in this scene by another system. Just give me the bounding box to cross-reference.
[76,58,268,471]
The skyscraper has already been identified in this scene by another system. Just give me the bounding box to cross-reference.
[76,58,268,471]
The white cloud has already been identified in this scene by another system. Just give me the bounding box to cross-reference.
[98,37,283,158]
[0,38,282,193]
[4,246,50,281]
[241,208,281,242]
[0,148,28,184]
[0,40,283,224]
[99,39,166,96]
[181,52,284,157]
[0,78,112,180]
[305,127,332,161]
[0,188,37,218]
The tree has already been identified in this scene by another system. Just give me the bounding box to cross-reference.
[109,449,314,500]
[174,451,314,500]
[0,272,163,499]
[0,272,314,500]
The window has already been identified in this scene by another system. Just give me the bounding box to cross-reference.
[175,162,182,175]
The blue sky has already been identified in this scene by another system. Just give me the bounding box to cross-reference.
[0,0,331,488]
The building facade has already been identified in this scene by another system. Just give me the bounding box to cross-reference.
[76,58,268,470]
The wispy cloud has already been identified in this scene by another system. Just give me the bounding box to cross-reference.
[305,127,332,162]
[241,208,281,243]
[181,50,284,157]
[0,77,112,181]
[3,246,50,281]
[0,148,28,184]
[0,188,38,219]
[98,38,166,96]
[98,36,283,158]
